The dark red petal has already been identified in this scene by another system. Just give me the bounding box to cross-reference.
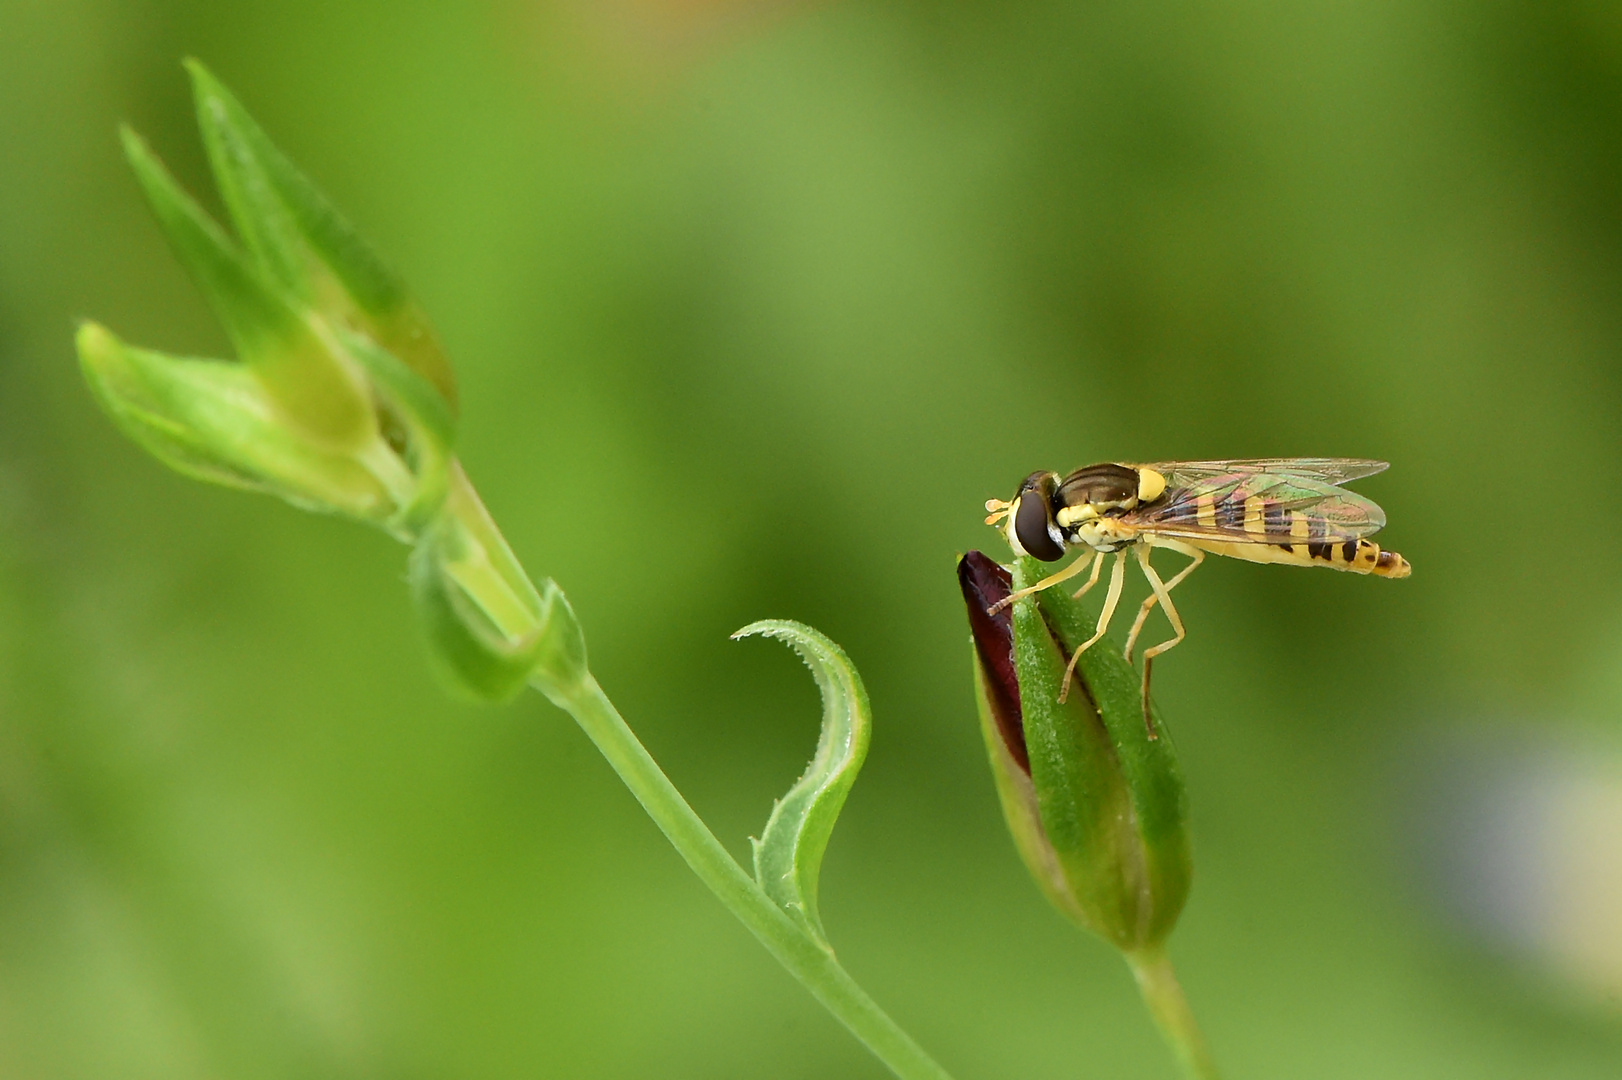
[957,551,1028,774]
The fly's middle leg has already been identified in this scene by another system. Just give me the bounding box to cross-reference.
[1058,549,1127,703]
[1071,547,1106,599]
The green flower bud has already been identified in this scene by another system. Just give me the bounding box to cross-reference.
[80,62,559,706]
[78,61,456,541]
[958,550,1192,954]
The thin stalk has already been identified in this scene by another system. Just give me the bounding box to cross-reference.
[439,463,543,634]
[439,470,955,1078]
[444,553,534,636]
[551,676,956,1080]
[1126,948,1220,1080]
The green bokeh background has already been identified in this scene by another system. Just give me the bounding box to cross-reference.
[4,1,1622,1076]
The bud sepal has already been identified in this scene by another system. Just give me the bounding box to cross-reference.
[77,321,402,521]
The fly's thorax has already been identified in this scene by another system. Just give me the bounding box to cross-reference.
[1047,462,1164,551]
[1055,462,1166,511]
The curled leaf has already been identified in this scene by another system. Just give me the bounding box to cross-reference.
[733,620,872,951]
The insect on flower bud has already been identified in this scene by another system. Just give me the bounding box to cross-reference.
[958,550,1192,954]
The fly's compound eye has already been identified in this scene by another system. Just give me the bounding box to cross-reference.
[1014,478,1066,562]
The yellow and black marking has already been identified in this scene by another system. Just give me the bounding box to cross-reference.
[1181,490,1411,578]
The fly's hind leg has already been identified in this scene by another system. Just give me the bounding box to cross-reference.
[987,551,1096,616]
[1134,542,1196,739]
[1123,543,1204,662]
[1058,550,1128,703]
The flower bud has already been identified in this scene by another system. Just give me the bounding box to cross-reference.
[959,551,1192,954]
[80,62,458,541]
[80,62,564,705]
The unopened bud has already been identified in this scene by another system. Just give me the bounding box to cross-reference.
[959,550,1192,953]
[79,62,571,705]
[82,62,457,541]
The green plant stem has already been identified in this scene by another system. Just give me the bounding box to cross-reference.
[431,474,952,1077]
[1126,948,1220,1080]
[550,676,956,1080]
[432,476,951,1077]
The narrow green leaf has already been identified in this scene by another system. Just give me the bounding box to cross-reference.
[733,620,872,950]
[120,125,375,450]
[121,125,295,358]
[78,322,263,493]
[336,328,455,454]
[335,327,455,533]
[185,59,458,413]
[187,60,313,303]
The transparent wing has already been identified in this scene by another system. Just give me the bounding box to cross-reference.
[1145,458,1389,489]
[1125,470,1387,545]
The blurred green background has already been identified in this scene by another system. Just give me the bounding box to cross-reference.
[4,0,1622,1076]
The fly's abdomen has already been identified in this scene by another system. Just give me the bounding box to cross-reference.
[1186,534,1411,576]
[1272,500,1410,577]
[1181,499,1411,577]
[1326,537,1410,577]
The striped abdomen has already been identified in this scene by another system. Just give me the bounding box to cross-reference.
[1181,492,1411,578]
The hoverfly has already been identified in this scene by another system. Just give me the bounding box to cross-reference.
[983,459,1410,737]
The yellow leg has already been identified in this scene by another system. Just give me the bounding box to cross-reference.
[1058,550,1127,703]
[1134,544,1190,739]
[1071,547,1106,599]
[987,550,1096,616]
[1123,545,1204,662]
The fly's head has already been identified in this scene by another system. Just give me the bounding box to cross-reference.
[983,471,1066,562]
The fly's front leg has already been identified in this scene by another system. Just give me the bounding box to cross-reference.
[987,550,1095,616]
[1134,542,1194,739]
[1058,549,1127,703]
[1123,542,1204,662]
[1071,547,1106,599]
